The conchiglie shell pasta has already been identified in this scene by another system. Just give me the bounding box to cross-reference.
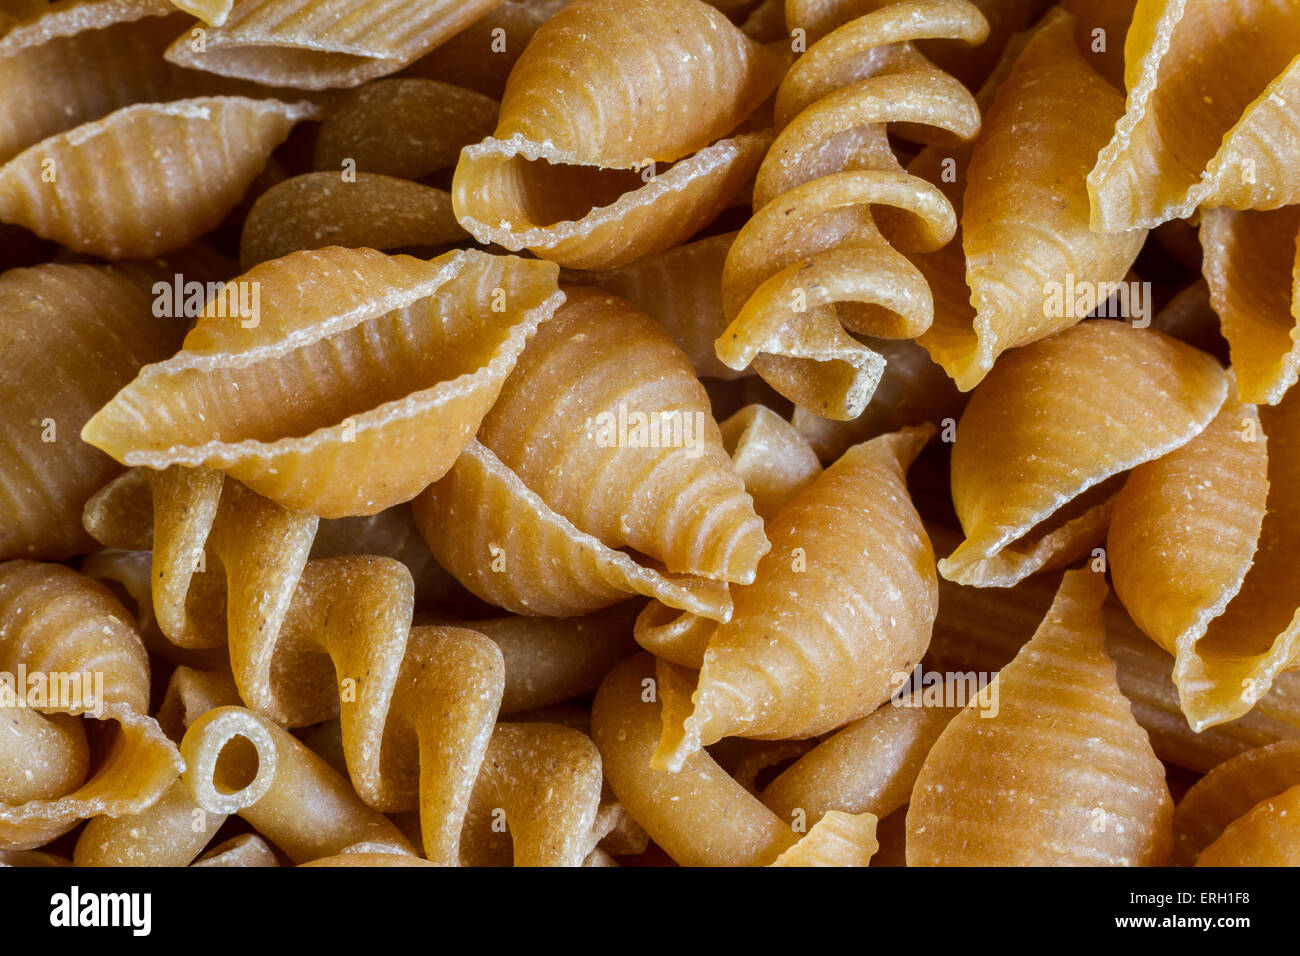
[940,321,1228,587]
[0,96,316,258]
[907,569,1173,866]
[1088,0,1300,232]
[1172,741,1300,865]
[0,264,182,560]
[927,9,1146,391]
[164,0,507,89]
[1200,205,1300,405]
[1109,387,1300,731]
[83,248,564,517]
[238,173,465,269]
[0,562,181,849]
[1195,786,1300,867]
[655,426,937,770]
[452,0,782,269]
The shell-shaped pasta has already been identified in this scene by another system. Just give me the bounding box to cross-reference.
[1195,786,1300,866]
[312,79,497,181]
[1109,386,1300,730]
[1172,741,1300,865]
[0,561,180,849]
[83,248,564,517]
[1201,205,1300,405]
[452,0,782,269]
[907,569,1173,866]
[0,96,316,258]
[940,321,1228,587]
[164,0,507,89]
[181,706,416,862]
[655,426,937,771]
[1060,0,1134,89]
[0,264,181,561]
[714,0,987,420]
[1088,0,1300,232]
[926,10,1147,391]
[238,173,465,269]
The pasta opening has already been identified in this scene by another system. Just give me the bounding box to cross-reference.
[212,734,261,797]
[502,154,668,227]
[1000,471,1125,557]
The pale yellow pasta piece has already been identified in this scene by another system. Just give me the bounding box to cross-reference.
[300,852,435,867]
[1109,388,1300,730]
[164,0,507,89]
[0,264,182,560]
[171,0,233,26]
[940,321,1228,587]
[238,173,465,269]
[0,561,180,850]
[452,0,783,268]
[0,97,316,258]
[1195,786,1300,867]
[192,833,279,866]
[768,810,878,867]
[656,426,937,770]
[908,569,1173,866]
[1201,205,1300,405]
[1088,0,1300,232]
[83,248,563,517]
[181,706,416,863]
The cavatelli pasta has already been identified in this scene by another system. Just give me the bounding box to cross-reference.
[907,569,1174,866]
[1088,0,1300,232]
[920,9,1147,391]
[0,561,180,850]
[0,264,182,561]
[164,0,508,89]
[655,426,937,771]
[1108,385,1300,731]
[0,96,317,258]
[451,0,783,269]
[714,0,987,419]
[939,320,1228,587]
[238,173,465,269]
[83,248,564,517]
[1200,205,1300,405]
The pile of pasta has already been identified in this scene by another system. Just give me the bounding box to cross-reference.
[2,0,1300,868]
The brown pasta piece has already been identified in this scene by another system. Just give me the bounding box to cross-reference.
[655,426,937,771]
[707,737,816,796]
[312,78,498,181]
[0,96,316,258]
[192,834,279,867]
[1088,0,1300,232]
[300,852,436,867]
[1200,204,1300,405]
[1108,387,1300,730]
[715,0,986,419]
[940,321,1228,587]
[0,561,180,850]
[451,0,783,268]
[164,0,508,89]
[238,172,465,269]
[1194,786,1300,867]
[83,248,564,517]
[907,569,1174,866]
[0,264,182,561]
[1172,741,1300,865]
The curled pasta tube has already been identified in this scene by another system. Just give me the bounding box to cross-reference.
[716,0,988,419]
[182,706,415,863]
[0,561,181,850]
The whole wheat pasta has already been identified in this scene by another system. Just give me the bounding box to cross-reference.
[164,0,508,89]
[707,737,816,796]
[1200,204,1300,405]
[1059,0,1135,90]
[191,834,279,866]
[1108,386,1300,731]
[0,96,317,258]
[939,320,1228,587]
[0,264,182,561]
[655,426,937,771]
[83,248,564,517]
[1088,0,1300,232]
[715,0,987,419]
[0,561,181,850]
[1194,786,1300,866]
[907,569,1174,866]
[238,173,466,269]
[451,0,783,269]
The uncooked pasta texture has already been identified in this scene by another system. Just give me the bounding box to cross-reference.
[4,0,1300,872]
